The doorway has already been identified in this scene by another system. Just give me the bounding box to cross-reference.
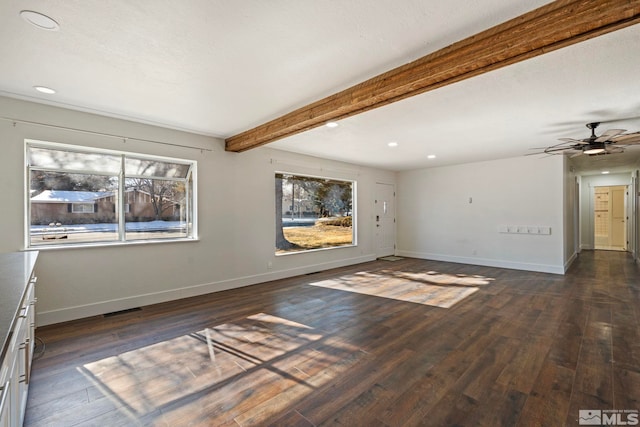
[374,183,396,257]
[594,185,627,251]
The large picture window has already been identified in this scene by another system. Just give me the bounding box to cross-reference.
[26,141,196,247]
[275,172,355,254]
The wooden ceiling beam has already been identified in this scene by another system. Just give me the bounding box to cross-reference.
[225,0,640,152]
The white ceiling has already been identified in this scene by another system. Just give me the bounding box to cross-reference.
[1,1,639,173]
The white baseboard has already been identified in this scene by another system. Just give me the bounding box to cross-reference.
[36,253,377,326]
[395,250,565,275]
[564,251,578,273]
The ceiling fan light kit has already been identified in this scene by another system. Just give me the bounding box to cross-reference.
[583,147,605,155]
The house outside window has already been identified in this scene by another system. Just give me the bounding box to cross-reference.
[26,140,197,247]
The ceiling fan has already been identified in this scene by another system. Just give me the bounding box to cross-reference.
[534,122,640,158]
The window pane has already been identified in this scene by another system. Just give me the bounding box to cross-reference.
[124,178,188,240]
[276,173,354,254]
[125,157,190,179]
[71,203,96,213]
[29,171,119,246]
[28,146,121,173]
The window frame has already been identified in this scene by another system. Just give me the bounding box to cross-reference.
[275,171,356,255]
[25,140,198,249]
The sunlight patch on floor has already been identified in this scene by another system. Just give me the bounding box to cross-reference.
[78,313,361,424]
[309,270,494,308]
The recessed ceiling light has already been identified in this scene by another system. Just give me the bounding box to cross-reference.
[601,171,610,174]
[20,10,60,31]
[427,154,436,159]
[325,121,339,128]
[33,86,56,94]
[387,142,398,147]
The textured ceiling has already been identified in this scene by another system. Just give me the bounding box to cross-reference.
[1,1,639,172]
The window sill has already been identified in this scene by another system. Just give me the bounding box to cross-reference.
[275,244,357,257]
[24,237,200,251]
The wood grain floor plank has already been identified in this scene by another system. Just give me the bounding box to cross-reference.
[472,383,528,427]
[517,359,575,427]
[495,334,553,394]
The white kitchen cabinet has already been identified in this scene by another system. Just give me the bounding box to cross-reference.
[0,252,38,427]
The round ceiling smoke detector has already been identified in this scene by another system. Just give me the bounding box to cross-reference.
[20,10,60,31]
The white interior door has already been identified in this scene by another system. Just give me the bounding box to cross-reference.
[375,183,396,257]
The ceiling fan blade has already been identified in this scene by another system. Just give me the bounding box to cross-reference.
[595,128,626,142]
[544,147,576,154]
[526,143,574,155]
[612,133,640,143]
[559,137,588,145]
[548,141,580,149]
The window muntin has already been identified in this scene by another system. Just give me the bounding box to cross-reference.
[26,141,196,247]
[275,172,355,254]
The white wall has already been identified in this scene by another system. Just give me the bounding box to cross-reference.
[0,96,395,325]
[396,155,566,274]
[579,172,633,250]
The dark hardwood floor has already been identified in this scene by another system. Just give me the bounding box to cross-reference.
[25,250,640,426]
